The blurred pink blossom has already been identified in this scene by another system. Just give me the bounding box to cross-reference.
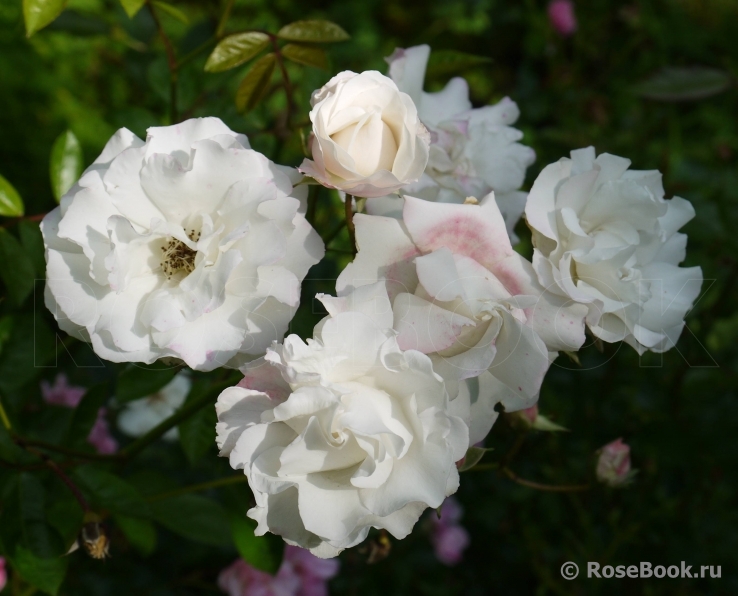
[521,404,538,425]
[41,374,85,407]
[596,438,633,487]
[87,408,118,455]
[218,545,339,596]
[548,0,577,36]
[0,557,6,592]
[428,497,470,566]
[40,377,118,455]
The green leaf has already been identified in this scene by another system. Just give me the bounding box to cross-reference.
[64,384,108,447]
[151,494,231,546]
[277,20,349,43]
[0,173,24,217]
[19,474,65,558]
[634,67,732,102]
[49,130,83,203]
[120,0,146,19]
[0,229,35,306]
[458,447,494,472]
[115,514,157,556]
[281,43,328,70]
[204,32,271,73]
[73,466,152,518]
[116,363,179,404]
[231,513,283,573]
[46,495,84,552]
[152,1,188,24]
[0,314,56,393]
[12,545,68,596]
[178,379,215,465]
[23,0,67,37]
[18,220,47,278]
[235,53,276,113]
[426,50,492,78]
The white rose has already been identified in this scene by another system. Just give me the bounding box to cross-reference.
[42,118,324,371]
[299,71,430,198]
[337,194,588,438]
[118,372,191,441]
[215,282,468,558]
[366,45,535,242]
[525,147,703,353]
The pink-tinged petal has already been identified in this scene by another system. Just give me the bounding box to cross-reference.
[596,438,634,487]
[393,293,476,353]
[336,214,419,302]
[403,194,513,273]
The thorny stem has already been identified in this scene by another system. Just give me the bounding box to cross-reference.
[345,194,357,254]
[215,0,235,38]
[146,475,249,502]
[17,438,123,462]
[148,1,178,123]
[271,37,295,133]
[14,437,91,511]
[502,466,591,493]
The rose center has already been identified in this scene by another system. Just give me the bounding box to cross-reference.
[161,229,200,280]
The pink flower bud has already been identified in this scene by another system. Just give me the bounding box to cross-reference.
[428,497,470,566]
[548,0,577,36]
[596,438,633,487]
[87,408,118,455]
[0,557,6,592]
[521,404,538,425]
[41,374,86,408]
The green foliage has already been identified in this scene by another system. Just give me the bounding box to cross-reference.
[425,50,492,78]
[49,130,83,203]
[73,466,151,518]
[282,43,328,70]
[23,0,67,37]
[119,0,146,19]
[0,173,24,216]
[114,514,157,556]
[151,1,188,24]
[178,378,216,465]
[205,32,271,73]
[231,513,284,574]
[634,67,733,102]
[116,363,179,404]
[0,229,35,306]
[19,473,66,558]
[277,20,350,43]
[150,494,232,546]
[236,53,276,113]
[11,546,68,595]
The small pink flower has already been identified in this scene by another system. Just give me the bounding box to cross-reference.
[87,408,118,455]
[428,497,470,566]
[218,545,339,596]
[548,0,577,36]
[0,557,7,592]
[596,438,633,487]
[41,374,85,408]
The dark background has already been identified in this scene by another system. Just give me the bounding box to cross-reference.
[0,0,736,594]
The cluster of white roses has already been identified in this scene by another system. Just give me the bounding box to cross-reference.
[42,45,702,558]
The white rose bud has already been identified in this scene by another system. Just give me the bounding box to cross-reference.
[596,438,635,487]
[299,71,430,198]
